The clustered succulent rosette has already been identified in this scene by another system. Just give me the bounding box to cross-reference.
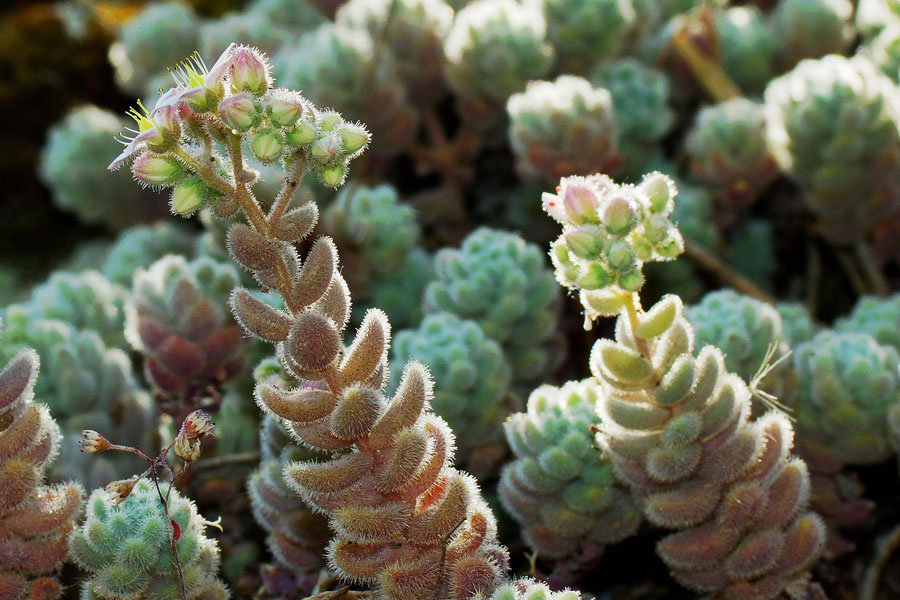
[545,172,683,324]
[274,23,418,161]
[469,579,580,600]
[590,59,674,178]
[498,380,641,583]
[0,343,84,600]
[715,5,777,94]
[507,76,619,183]
[684,98,779,214]
[125,256,245,410]
[367,247,436,330]
[685,289,792,399]
[390,312,511,471]
[775,303,819,348]
[764,54,900,244]
[335,0,454,103]
[771,0,855,70]
[834,293,900,351]
[425,227,563,385]
[444,0,554,131]
[0,311,154,488]
[69,480,229,600]
[38,105,162,230]
[102,222,199,287]
[540,0,635,74]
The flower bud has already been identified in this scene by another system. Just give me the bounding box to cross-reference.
[170,176,208,215]
[642,172,673,213]
[617,267,644,292]
[576,263,610,290]
[606,241,635,271]
[268,91,305,127]
[317,110,343,132]
[562,180,600,224]
[286,119,317,146]
[131,152,184,186]
[79,430,111,453]
[550,239,579,285]
[643,214,670,244]
[174,435,202,462]
[656,235,684,259]
[564,226,603,260]
[602,195,635,235]
[218,93,260,132]
[229,45,271,95]
[250,129,283,163]
[310,132,342,163]
[105,479,138,505]
[338,122,370,156]
[319,162,347,188]
[180,409,215,440]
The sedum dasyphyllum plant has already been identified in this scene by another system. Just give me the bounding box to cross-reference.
[110,43,514,600]
[544,173,827,598]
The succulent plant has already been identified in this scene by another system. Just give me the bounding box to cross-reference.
[38,105,161,230]
[775,303,819,348]
[390,312,511,468]
[0,312,154,488]
[714,5,776,94]
[507,76,620,184]
[274,24,418,159]
[684,98,778,212]
[498,380,641,582]
[856,0,900,39]
[335,0,454,103]
[834,294,900,352]
[108,0,200,95]
[366,247,435,330]
[727,219,777,289]
[590,59,674,179]
[69,479,229,600]
[539,0,635,74]
[102,222,199,287]
[125,256,245,410]
[246,0,328,30]
[771,0,855,70]
[199,13,290,61]
[470,579,580,600]
[322,183,422,293]
[425,227,563,385]
[793,331,900,468]
[764,55,900,244]
[444,0,554,131]
[23,271,129,349]
[248,414,330,594]
[0,346,84,600]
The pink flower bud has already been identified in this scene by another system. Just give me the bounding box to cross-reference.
[268,90,306,127]
[79,430,111,453]
[180,409,215,440]
[229,45,271,95]
[105,479,138,505]
[131,152,184,187]
[218,93,260,132]
[562,179,600,225]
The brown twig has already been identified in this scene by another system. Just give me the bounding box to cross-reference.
[855,241,890,297]
[683,239,776,304]
[670,9,741,102]
[303,587,373,600]
[835,247,871,296]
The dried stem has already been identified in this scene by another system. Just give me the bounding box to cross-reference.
[683,238,776,304]
[855,241,890,297]
[835,246,871,296]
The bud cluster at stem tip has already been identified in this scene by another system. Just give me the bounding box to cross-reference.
[543,172,683,326]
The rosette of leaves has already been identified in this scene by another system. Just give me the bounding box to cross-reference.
[38,105,161,230]
[102,222,199,287]
[856,0,900,39]
[685,98,779,213]
[125,256,245,410]
[686,289,792,408]
[248,414,330,594]
[835,293,900,352]
[775,303,819,348]
[336,0,454,103]
[0,344,84,600]
[539,0,635,74]
[714,5,776,94]
[199,12,291,61]
[425,227,563,385]
[469,579,580,600]
[108,0,200,96]
[390,312,511,470]
[246,0,328,30]
[274,23,419,159]
[764,55,900,244]
[507,76,620,183]
[0,312,153,488]
[590,59,674,178]
[322,183,422,295]
[367,247,435,330]
[863,23,900,83]
[24,270,129,349]
[772,0,855,70]
[69,480,229,600]
[444,0,554,132]
[498,380,640,583]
